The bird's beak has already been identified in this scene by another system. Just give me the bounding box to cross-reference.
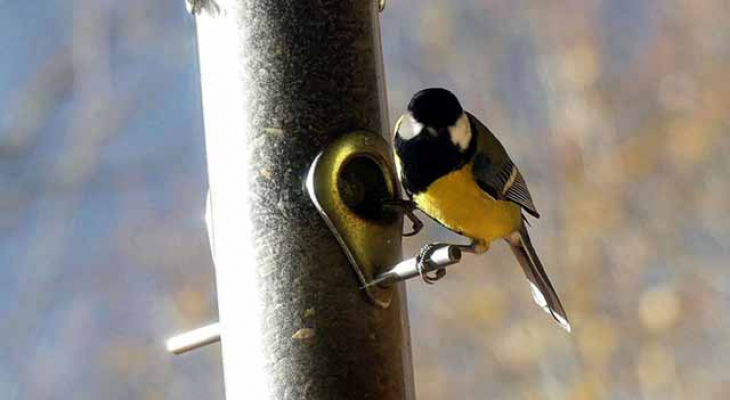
[393,114,406,138]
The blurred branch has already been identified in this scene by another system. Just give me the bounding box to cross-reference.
[0,47,74,157]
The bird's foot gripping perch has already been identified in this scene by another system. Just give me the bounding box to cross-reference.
[381,199,423,237]
[365,243,463,288]
[414,240,488,284]
[416,243,448,284]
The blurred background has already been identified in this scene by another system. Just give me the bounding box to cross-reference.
[1,0,728,399]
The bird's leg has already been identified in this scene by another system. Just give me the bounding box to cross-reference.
[381,198,423,237]
[414,240,488,284]
[455,239,490,255]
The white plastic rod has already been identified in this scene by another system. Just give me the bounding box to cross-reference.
[166,323,221,355]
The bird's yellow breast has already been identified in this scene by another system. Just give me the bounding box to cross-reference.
[413,162,522,242]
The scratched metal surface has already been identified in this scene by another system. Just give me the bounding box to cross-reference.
[196,0,412,399]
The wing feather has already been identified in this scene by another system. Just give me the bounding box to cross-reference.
[473,154,540,218]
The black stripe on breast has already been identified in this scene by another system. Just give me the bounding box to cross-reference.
[395,129,476,195]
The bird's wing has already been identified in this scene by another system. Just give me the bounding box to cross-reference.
[468,114,540,218]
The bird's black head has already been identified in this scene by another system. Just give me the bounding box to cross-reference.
[394,88,475,195]
[407,88,464,128]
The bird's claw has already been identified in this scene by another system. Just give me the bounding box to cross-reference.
[402,210,423,237]
[416,243,447,284]
[381,198,423,237]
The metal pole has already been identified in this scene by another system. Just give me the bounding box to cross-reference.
[193,1,414,399]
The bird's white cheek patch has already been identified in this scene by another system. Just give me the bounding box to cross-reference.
[448,113,471,150]
[397,114,423,140]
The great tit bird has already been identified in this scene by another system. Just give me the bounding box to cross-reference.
[393,88,570,331]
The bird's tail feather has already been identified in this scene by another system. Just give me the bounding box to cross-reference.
[507,221,571,332]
